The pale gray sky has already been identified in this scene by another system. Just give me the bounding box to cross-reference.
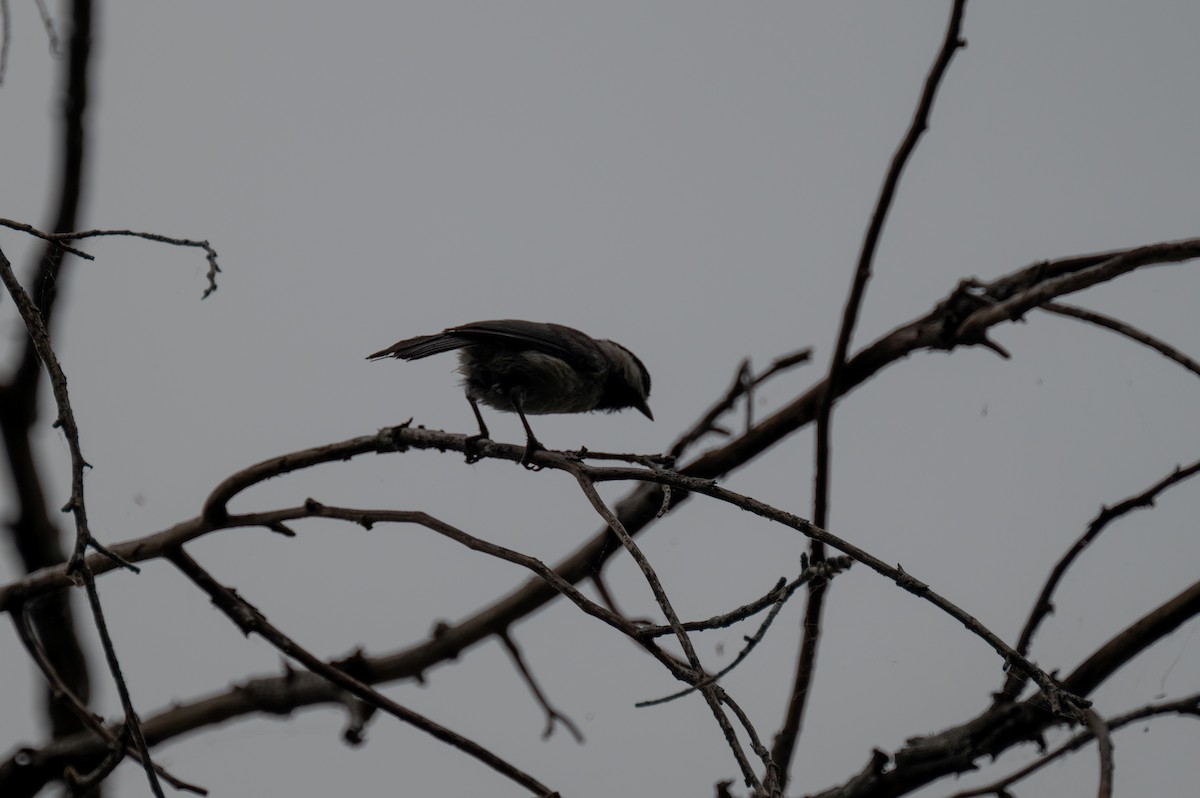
[2,2,1198,796]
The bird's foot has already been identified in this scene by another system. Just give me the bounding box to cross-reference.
[464,434,490,464]
[520,439,546,471]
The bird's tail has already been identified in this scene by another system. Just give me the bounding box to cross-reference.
[366,333,470,361]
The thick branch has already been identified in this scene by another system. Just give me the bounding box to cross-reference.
[946,693,1200,798]
[0,0,94,751]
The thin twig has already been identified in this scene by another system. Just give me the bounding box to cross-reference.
[0,220,222,297]
[0,246,162,795]
[168,548,558,797]
[639,572,807,707]
[589,573,652,625]
[1004,458,1200,698]
[783,2,970,788]
[636,576,793,639]
[571,462,1086,716]
[55,228,221,298]
[0,0,10,85]
[35,0,59,53]
[669,349,812,459]
[0,249,122,573]
[13,604,105,725]
[568,468,765,795]
[499,632,584,742]
[714,686,778,793]
[1041,301,1200,379]
[77,567,165,796]
[12,604,208,794]
[0,218,92,258]
[815,0,971,527]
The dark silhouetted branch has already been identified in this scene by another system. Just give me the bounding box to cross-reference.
[782,3,969,784]
[1041,301,1200,379]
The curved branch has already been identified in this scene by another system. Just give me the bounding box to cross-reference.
[168,549,557,797]
[1040,301,1200,378]
[791,3,969,782]
[569,468,764,794]
[946,693,1200,798]
[809,580,1200,798]
[954,239,1200,343]
[1062,577,1200,697]
[1004,458,1200,697]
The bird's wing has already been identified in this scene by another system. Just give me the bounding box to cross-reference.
[443,320,606,371]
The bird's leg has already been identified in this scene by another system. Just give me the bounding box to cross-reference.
[513,403,545,470]
[464,395,490,463]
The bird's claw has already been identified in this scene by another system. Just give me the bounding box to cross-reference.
[464,434,489,464]
[520,440,545,471]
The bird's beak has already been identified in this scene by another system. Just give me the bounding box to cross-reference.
[635,399,653,421]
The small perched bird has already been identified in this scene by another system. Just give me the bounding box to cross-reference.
[368,319,652,466]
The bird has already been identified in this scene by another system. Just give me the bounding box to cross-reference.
[367,319,652,467]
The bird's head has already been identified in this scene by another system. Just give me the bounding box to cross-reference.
[594,340,653,420]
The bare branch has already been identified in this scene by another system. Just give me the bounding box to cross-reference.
[35,0,59,53]
[0,218,93,259]
[1082,709,1114,798]
[0,219,222,297]
[811,579,1200,798]
[1,0,95,756]
[816,0,971,532]
[1062,577,1200,698]
[0,245,163,796]
[0,424,1088,713]
[636,575,794,639]
[568,469,764,794]
[168,548,558,797]
[636,561,852,708]
[786,4,969,781]
[945,694,1200,798]
[499,632,584,743]
[1041,301,1200,379]
[669,348,812,459]
[955,239,1200,344]
[76,567,164,796]
[54,228,221,297]
[566,462,1083,714]
[0,0,10,85]
[1004,458,1200,697]
[714,687,778,793]
[12,604,207,795]
[0,248,116,571]
[10,522,1196,798]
